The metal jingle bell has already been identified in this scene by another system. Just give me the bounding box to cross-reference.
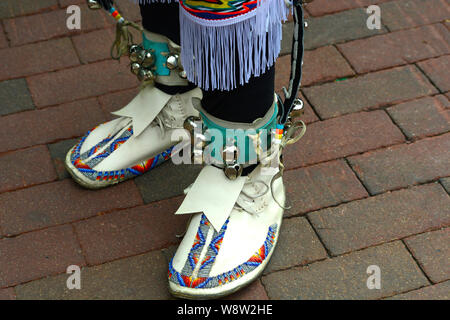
[141,51,155,68]
[87,0,102,10]
[290,98,305,117]
[183,116,201,134]
[136,49,148,64]
[137,68,154,82]
[129,45,141,62]
[224,163,243,181]
[130,62,141,75]
[166,54,179,70]
[179,70,187,79]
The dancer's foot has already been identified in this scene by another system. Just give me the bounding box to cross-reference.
[65,31,201,189]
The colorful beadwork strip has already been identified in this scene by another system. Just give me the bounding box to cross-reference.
[168,215,277,289]
[108,6,125,23]
[273,124,284,144]
[70,127,172,183]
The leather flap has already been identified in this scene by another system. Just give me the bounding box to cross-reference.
[111,86,172,137]
[176,166,246,232]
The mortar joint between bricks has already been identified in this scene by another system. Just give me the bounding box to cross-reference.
[303,214,333,258]
[414,62,445,95]
[400,239,434,285]
[343,157,373,196]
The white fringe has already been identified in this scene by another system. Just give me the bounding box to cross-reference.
[180,0,290,91]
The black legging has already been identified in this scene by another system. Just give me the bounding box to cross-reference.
[139,3,274,124]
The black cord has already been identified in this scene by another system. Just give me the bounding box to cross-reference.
[280,1,305,124]
[98,0,113,10]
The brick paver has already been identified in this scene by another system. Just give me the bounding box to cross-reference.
[386,281,450,300]
[0,145,58,194]
[303,65,438,119]
[14,250,170,299]
[27,59,139,107]
[47,138,80,180]
[0,0,449,300]
[262,241,429,300]
[73,197,188,265]
[0,97,106,153]
[135,162,203,204]
[0,288,16,300]
[0,0,58,20]
[441,177,450,194]
[418,55,450,92]
[284,160,368,216]
[225,280,269,300]
[307,183,450,255]
[380,0,450,31]
[72,25,141,64]
[0,24,8,49]
[0,225,85,288]
[305,0,391,17]
[338,24,450,73]
[0,179,143,236]
[303,7,387,50]
[72,27,116,64]
[97,86,140,119]
[115,0,142,23]
[58,0,84,8]
[405,228,450,283]
[386,95,450,140]
[348,133,450,194]
[264,216,327,274]
[284,110,405,169]
[278,46,355,87]
[0,78,35,116]
[0,38,79,81]
[3,3,112,47]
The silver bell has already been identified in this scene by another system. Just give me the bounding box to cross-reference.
[87,0,102,9]
[130,62,141,75]
[290,98,305,117]
[137,69,154,82]
[224,164,243,181]
[179,70,187,79]
[129,45,141,62]
[136,49,148,64]
[141,51,155,68]
[166,54,179,70]
[183,116,201,134]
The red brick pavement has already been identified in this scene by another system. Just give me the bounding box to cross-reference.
[0,0,448,300]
